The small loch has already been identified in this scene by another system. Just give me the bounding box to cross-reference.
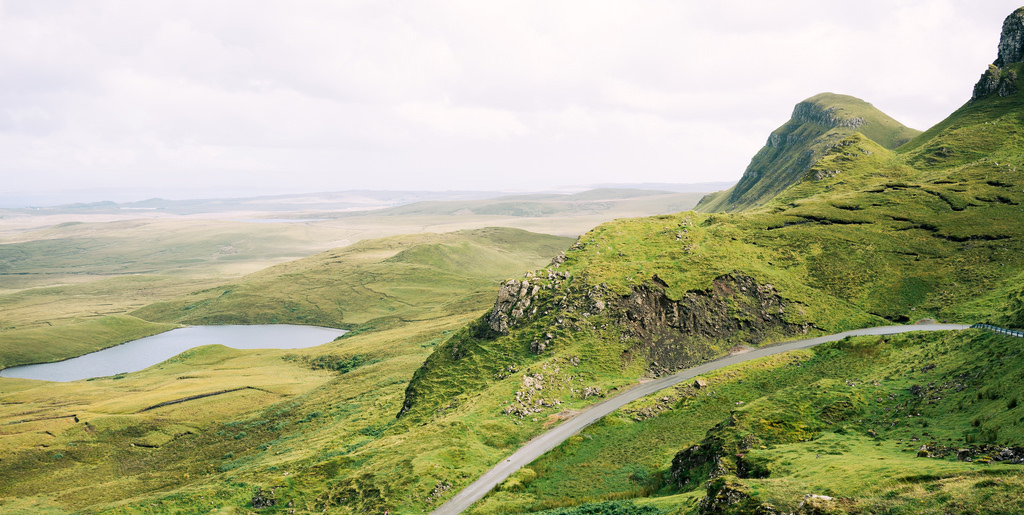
[0,325,347,382]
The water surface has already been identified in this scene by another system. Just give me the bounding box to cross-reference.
[0,324,346,382]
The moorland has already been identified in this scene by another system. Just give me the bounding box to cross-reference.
[4,7,1024,515]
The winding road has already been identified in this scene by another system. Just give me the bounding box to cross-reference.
[430,323,971,515]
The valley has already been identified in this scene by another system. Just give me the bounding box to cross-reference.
[3,6,1024,515]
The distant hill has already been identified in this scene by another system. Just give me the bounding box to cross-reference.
[697,92,921,213]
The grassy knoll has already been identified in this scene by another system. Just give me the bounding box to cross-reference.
[132,227,571,328]
[0,315,177,370]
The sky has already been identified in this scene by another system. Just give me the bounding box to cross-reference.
[1,0,1022,205]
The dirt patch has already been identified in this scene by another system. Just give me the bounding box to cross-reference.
[543,410,579,429]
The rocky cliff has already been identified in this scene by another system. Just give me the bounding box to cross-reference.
[973,7,1024,100]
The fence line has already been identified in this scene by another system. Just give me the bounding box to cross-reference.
[971,323,1024,338]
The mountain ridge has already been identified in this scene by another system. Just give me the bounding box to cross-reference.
[696,93,921,213]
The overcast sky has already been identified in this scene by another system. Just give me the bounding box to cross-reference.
[1,1,1021,204]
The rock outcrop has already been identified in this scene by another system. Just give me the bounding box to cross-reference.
[996,7,1024,67]
[791,101,866,130]
[973,7,1024,101]
[618,273,809,375]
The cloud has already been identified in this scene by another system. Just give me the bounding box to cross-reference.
[0,0,1021,202]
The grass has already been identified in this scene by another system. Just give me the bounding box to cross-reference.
[0,189,698,367]
[0,228,571,514]
[394,91,1024,513]
[470,330,1024,514]
[132,227,571,328]
[697,92,922,213]
[2,73,1024,515]
[0,315,177,369]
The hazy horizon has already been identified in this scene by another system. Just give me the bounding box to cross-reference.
[0,181,737,209]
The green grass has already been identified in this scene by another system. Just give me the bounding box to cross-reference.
[0,190,694,367]
[0,228,572,514]
[470,330,1024,514]
[3,63,1024,515]
[396,91,1024,513]
[133,227,571,328]
[0,315,177,369]
[698,93,922,213]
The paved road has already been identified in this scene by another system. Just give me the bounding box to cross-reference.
[430,323,970,515]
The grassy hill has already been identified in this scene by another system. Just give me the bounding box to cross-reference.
[697,93,921,213]
[4,11,1024,515]
[133,227,572,329]
[1,94,1020,515]
[0,228,571,514]
[394,67,1024,514]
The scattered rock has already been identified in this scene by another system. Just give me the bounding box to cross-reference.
[794,494,837,515]
[697,477,752,515]
[251,488,276,509]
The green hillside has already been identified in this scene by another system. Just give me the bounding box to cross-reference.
[0,228,572,514]
[396,18,1024,513]
[133,227,571,330]
[697,93,921,213]
[3,8,1024,515]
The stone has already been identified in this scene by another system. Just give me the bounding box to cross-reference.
[995,7,1024,67]
[251,488,276,509]
[973,8,1024,101]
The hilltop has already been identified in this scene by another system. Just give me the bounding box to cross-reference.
[696,93,921,213]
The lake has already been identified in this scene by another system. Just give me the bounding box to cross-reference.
[0,324,347,382]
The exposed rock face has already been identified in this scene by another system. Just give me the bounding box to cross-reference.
[486,267,599,335]
[488,279,541,333]
[697,477,756,515]
[996,8,1024,67]
[973,7,1024,101]
[791,101,866,130]
[618,273,808,375]
[973,64,1019,100]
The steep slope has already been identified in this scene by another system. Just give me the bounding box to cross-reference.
[394,9,1024,514]
[697,93,921,213]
